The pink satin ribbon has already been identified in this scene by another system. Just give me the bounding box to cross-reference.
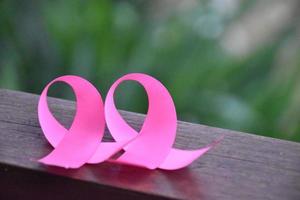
[38,73,219,170]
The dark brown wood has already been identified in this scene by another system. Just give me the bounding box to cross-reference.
[0,89,299,200]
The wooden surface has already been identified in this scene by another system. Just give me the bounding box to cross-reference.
[0,89,300,200]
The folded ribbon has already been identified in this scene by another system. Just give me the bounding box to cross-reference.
[38,73,219,170]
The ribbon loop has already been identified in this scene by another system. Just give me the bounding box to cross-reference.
[38,75,105,168]
[105,73,177,169]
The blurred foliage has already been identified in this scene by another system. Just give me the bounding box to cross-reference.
[0,0,300,142]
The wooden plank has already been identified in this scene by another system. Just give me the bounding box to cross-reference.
[0,88,299,200]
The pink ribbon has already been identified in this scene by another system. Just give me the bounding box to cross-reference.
[38,73,219,170]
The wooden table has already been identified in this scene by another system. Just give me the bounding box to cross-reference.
[0,89,299,200]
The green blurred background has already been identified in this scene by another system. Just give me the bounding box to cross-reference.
[1,0,300,142]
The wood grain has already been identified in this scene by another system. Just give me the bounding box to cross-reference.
[0,89,299,200]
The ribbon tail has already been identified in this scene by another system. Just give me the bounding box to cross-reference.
[159,137,223,170]
[39,147,85,169]
[158,147,210,170]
